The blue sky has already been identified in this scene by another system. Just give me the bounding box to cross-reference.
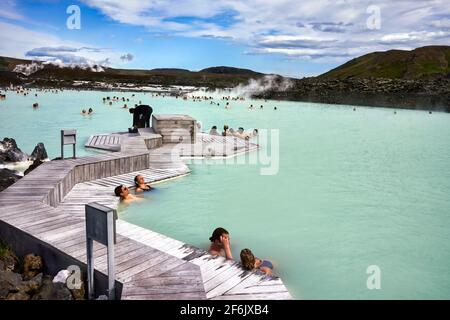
[1,0,450,77]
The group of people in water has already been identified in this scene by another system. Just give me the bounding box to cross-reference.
[114,174,153,203]
[208,227,274,275]
[101,95,146,109]
[81,108,94,115]
[209,125,258,140]
[113,175,274,274]
[181,93,281,111]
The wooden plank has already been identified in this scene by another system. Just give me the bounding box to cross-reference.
[122,291,206,300]
[127,255,186,281]
[212,292,291,300]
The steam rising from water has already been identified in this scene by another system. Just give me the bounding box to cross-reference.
[13,60,105,76]
[13,62,44,76]
[189,75,294,98]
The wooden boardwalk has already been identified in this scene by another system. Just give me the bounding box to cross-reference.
[86,128,163,153]
[0,116,292,300]
[86,129,258,159]
[61,173,291,300]
[0,202,206,300]
[85,134,121,152]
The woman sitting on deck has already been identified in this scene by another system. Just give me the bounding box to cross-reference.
[208,227,233,260]
[240,248,273,275]
[134,175,153,193]
[114,185,138,203]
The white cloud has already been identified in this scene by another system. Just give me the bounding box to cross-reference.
[2,0,450,67]
[0,21,128,67]
[80,0,450,61]
[380,31,449,44]
[0,0,24,21]
[429,19,450,29]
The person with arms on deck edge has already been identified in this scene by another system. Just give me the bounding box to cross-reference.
[208,227,233,260]
[240,248,274,275]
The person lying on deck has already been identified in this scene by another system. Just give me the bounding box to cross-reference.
[114,185,138,202]
[240,248,273,275]
[134,175,153,193]
[208,227,233,260]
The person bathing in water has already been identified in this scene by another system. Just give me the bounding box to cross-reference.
[209,125,220,136]
[114,185,139,203]
[134,174,153,193]
[222,125,229,136]
[240,248,274,275]
[208,227,233,260]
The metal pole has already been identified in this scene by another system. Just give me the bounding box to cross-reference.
[107,211,116,300]
[86,237,94,299]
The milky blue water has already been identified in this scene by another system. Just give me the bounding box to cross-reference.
[1,89,450,299]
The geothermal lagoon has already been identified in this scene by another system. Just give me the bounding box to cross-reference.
[1,89,450,299]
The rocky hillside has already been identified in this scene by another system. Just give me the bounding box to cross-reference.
[256,77,450,112]
[255,46,450,111]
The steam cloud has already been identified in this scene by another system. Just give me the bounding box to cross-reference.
[189,75,294,98]
[120,53,134,62]
[13,59,108,76]
[13,62,44,76]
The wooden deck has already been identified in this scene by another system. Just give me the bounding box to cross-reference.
[85,128,163,153]
[0,116,292,300]
[86,129,258,159]
[85,134,121,152]
[0,202,206,300]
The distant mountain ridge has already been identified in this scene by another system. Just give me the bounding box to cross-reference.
[318,46,450,80]
[0,56,268,88]
[199,66,263,76]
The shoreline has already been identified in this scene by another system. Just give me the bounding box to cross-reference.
[255,77,450,113]
[2,79,449,112]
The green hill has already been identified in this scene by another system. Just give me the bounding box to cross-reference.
[318,46,450,79]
